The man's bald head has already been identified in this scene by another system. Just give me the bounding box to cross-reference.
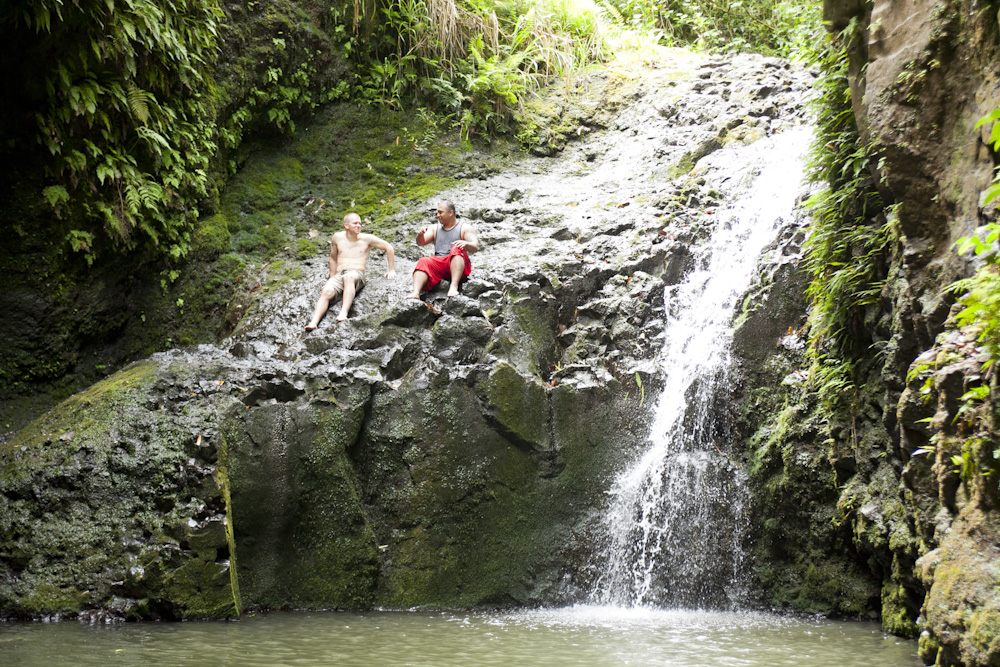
[342,212,362,236]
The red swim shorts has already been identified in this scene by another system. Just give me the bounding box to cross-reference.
[413,246,472,291]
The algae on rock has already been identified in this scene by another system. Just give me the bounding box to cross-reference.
[0,361,239,619]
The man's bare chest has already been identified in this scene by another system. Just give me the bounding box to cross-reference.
[337,238,371,257]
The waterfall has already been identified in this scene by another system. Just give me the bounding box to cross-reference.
[591,128,810,609]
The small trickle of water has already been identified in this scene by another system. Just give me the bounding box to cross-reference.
[592,128,811,608]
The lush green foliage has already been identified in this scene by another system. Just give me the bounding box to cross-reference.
[344,0,610,137]
[797,20,895,433]
[595,0,821,58]
[803,21,892,376]
[6,0,821,267]
[7,0,224,263]
[5,0,610,265]
[214,4,352,160]
[945,118,1000,489]
[953,223,1000,364]
[952,111,1000,367]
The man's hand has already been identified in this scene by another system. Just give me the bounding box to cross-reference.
[452,239,469,249]
[385,269,396,279]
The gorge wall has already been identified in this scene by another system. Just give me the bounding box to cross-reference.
[736,1,1000,665]
[2,50,816,619]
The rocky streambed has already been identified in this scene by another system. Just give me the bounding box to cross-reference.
[1,50,816,619]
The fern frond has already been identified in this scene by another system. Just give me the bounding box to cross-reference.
[127,86,152,125]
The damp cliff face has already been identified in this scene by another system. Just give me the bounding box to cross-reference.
[0,50,815,620]
[735,1,1000,665]
[853,0,1000,659]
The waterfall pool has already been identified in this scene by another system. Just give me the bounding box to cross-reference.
[1,606,920,666]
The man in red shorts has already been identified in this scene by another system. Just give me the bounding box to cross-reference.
[408,200,480,298]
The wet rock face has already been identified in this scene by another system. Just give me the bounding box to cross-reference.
[895,324,1000,667]
[794,0,1000,662]
[0,362,238,621]
[828,0,1000,346]
[0,50,815,618]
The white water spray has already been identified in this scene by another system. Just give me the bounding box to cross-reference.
[592,128,810,608]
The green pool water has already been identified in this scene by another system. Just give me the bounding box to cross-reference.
[0,606,921,666]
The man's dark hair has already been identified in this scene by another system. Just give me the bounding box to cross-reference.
[440,200,456,215]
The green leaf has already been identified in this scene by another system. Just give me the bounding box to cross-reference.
[66,229,94,254]
[973,109,1000,130]
[42,185,70,207]
[961,386,990,402]
[127,86,152,125]
[137,126,170,149]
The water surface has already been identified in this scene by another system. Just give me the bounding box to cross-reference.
[1,606,921,666]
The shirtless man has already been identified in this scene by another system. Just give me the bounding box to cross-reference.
[305,212,395,330]
[407,200,479,298]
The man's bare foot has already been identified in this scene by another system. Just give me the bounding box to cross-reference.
[405,293,421,299]
[446,287,459,297]
[335,314,348,322]
[305,324,318,331]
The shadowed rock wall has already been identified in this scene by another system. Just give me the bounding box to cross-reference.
[838,2,1000,664]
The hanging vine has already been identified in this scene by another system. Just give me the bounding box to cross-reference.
[802,19,895,408]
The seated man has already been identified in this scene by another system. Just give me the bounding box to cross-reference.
[305,212,395,330]
[408,200,479,298]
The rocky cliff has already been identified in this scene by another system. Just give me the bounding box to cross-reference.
[4,2,999,663]
[0,50,818,620]
[735,1,1000,665]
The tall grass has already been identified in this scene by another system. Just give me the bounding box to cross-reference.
[343,0,823,143]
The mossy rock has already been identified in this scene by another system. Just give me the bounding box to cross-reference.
[223,384,380,609]
[477,362,549,450]
[918,519,1000,667]
[0,361,240,619]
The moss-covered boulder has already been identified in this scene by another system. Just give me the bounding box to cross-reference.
[0,361,240,620]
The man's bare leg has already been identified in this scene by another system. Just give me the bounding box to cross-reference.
[446,255,466,297]
[408,271,429,299]
[306,282,340,330]
[337,276,357,321]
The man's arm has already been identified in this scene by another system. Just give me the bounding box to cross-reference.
[454,225,480,254]
[364,235,396,278]
[416,225,436,246]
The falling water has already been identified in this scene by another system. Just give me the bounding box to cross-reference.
[592,128,811,609]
